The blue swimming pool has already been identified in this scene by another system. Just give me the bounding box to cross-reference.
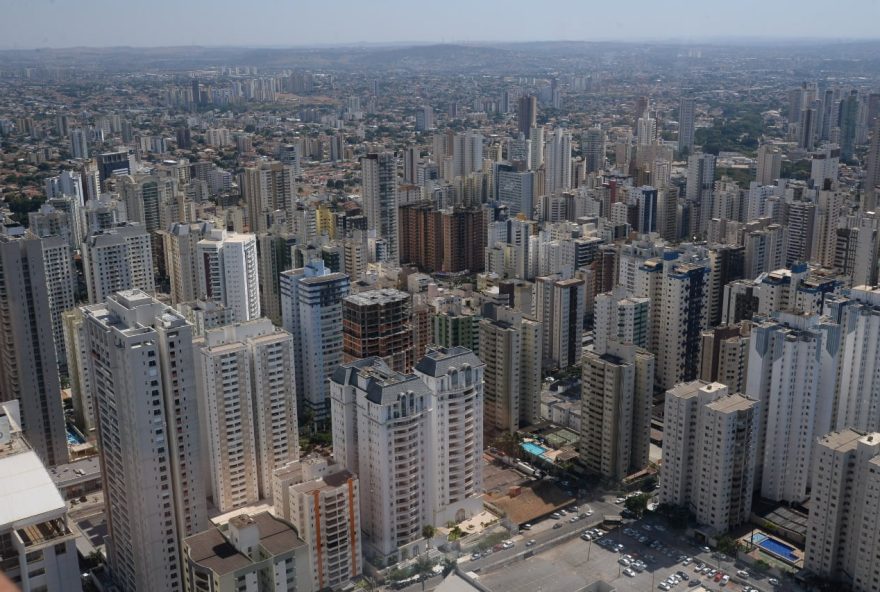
[521,441,549,457]
[67,427,85,446]
[752,534,798,562]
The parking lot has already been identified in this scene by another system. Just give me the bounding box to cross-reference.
[475,514,785,592]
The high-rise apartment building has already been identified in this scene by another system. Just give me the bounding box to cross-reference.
[330,347,483,562]
[686,153,716,235]
[281,260,350,422]
[656,259,710,390]
[361,153,399,265]
[82,222,155,304]
[866,120,880,212]
[69,128,88,159]
[161,221,214,305]
[544,128,572,196]
[805,429,880,592]
[660,382,758,534]
[517,95,537,138]
[342,289,413,373]
[478,304,542,434]
[699,323,750,395]
[495,164,534,217]
[194,319,299,512]
[273,457,362,591]
[755,144,782,186]
[82,290,207,592]
[534,275,585,371]
[593,286,650,355]
[583,127,606,174]
[678,97,696,154]
[196,229,261,323]
[0,225,69,467]
[580,340,655,481]
[746,311,840,503]
[830,285,880,432]
[239,161,295,233]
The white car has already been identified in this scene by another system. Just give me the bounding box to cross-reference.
[623,568,636,577]
[768,578,780,586]
[737,570,750,578]
[658,584,671,591]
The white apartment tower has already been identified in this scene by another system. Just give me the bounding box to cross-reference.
[82,222,155,304]
[544,128,572,196]
[580,340,655,481]
[746,311,841,503]
[280,260,351,423]
[413,347,485,526]
[832,285,880,432]
[196,229,261,323]
[329,347,484,562]
[660,381,759,534]
[82,290,207,592]
[806,429,880,592]
[194,319,299,512]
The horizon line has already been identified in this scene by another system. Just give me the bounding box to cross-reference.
[3,36,880,52]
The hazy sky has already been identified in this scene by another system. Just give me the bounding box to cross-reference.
[1,0,879,49]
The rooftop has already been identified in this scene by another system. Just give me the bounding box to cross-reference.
[185,512,305,576]
[344,288,409,307]
[0,450,67,530]
[705,393,758,413]
[414,345,484,376]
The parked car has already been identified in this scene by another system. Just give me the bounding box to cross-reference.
[526,539,536,547]
[522,523,532,530]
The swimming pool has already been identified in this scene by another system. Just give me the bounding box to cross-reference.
[752,533,798,562]
[66,427,85,446]
[521,441,549,457]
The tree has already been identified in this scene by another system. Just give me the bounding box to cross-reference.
[422,524,436,540]
[716,535,742,558]
[624,493,651,518]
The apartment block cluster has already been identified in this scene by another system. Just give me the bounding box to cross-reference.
[4,57,880,592]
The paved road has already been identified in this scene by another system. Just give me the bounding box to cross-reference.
[463,499,622,573]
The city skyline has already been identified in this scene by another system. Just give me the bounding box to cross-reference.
[1,0,880,49]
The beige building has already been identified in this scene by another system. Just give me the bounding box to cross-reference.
[660,381,759,534]
[478,304,542,434]
[806,429,880,592]
[274,457,362,591]
[195,319,299,512]
[580,340,655,481]
[161,221,214,304]
[183,512,311,592]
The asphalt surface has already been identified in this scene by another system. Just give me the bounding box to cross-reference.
[474,512,796,592]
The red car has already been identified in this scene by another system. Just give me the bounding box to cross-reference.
[714,572,724,582]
